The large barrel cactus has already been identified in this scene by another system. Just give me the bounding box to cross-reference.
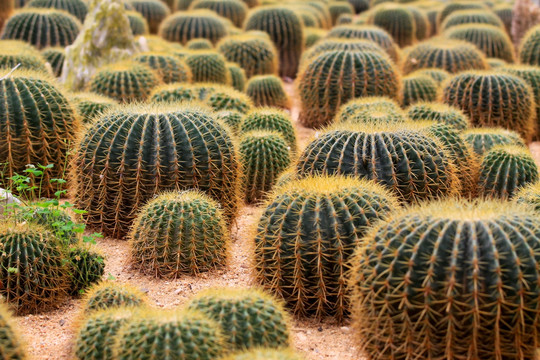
[0,303,26,359]
[0,69,79,198]
[254,175,399,320]
[217,34,278,78]
[158,10,228,44]
[368,4,416,47]
[519,25,540,66]
[297,50,401,128]
[190,0,247,28]
[244,6,303,78]
[297,123,459,202]
[129,0,170,34]
[26,0,88,22]
[73,104,240,238]
[441,71,536,142]
[350,199,540,360]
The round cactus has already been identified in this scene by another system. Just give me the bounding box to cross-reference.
[301,38,386,65]
[335,96,402,124]
[403,39,487,74]
[369,4,416,47]
[245,75,290,109]
[326,25,401,63]
[0,303,26,360]
[519,25,540,66]
[226,62,246,91]
[73,104,240,238]
[0,40,49,73]
[113,309,225,360]
[0,69,79,198]
[407,6,430,41]
[187,287,290,350]
[82,282,147,314]
[350,199,540,360]
[441,71,536,142]
[297,123,460,202]
[254,175,399,320]
[407,102,470,131]
[478,146,539,199]
[336,104,406,126]
[88,61,161,103]
[303,27,327,48]
[220,349,303,360]
[494,4,512,34]
[348,0,369,13]
[71,92,118,124]
[215,110,243,134]
[0,222,69,314]
[190,0,247,28]
[240,131,291,203]
[159,10,228,44]
[440,9,504,31]
[26,0,88,22]
[297,50,401,128]
[462,127,526,156]
[336,13,353,25]
[328,1,354,25]
[444,24,515,63]
[487,57,507,68]
[130,191,229,278]
[186,38,213,49]
[297,10,318,28]
[401,73,438,107]
[244,7,303,78]
[74,307,137,360]
[134,52,191,84]
[515,181,540,212]
[149,82,195,103]
[68,244,105,295]
[127,10,149,35]
[41,47,65,77]
[437,1,488,28]
[1,8,81,49]
[217,34,278,78]
[205,85,253,113]
[415,68,450,86]
[241,108,297,154]
[129,0,170,34]
[184,50,230,84]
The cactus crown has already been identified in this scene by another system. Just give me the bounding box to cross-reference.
[301,38,386,65]
[462,127,526,156]
[368,3,417,48]
[245,74,290,109]
[407,101,470,131]
[441,9,504,31]
[82,282,147,313]
[158,9,229,44]
[190,0,248,28]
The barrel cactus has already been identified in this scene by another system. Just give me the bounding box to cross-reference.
[220,349,303,360]
[186,38,213,50]
[244,7,303,78]
[134,52,191,84]
[336,105,406,126]
[368,4,416,47]
[335,96,402,124]
[402,73,438,107]
[403,39,487,74]
[350,199,540,360]
[407,6,430,41]
[301,38,386,65]
[328,1,354,25]
[519,25,540,66]
[88,61,161,103]
[297,50,401,128]
[71,92,118,124]
[241,108,297,153]
[407,102,470,131]
[0,69,79,198]
[0,41,49,73]
[441,71,536,142]
[515,181,540,212]
[440,9,504,31]
[444,24,515,63]
[437,1,488,28]
[184,50,230,84]
[215,110,243,134]
[297,123,459,202]
[149,83,195,103]
[187,287,290,350]
[0,222,70,314]
[478,146,539,199]
[226,62,246,91]
[130,191,229,278]
[129,0,170,34]
[1,8,81,49]
[127,10,149,35]
[254,175,399,320]
[0,303,26,359]
[304,27,327,48]
[68,244,105,295]
[73,104,240,238]
[26,0,88,22]
[190,0,247,28]
[217,34,278,78]
[348,0,368,13]
[205,86,253,113]
[462,127,526,156]
[415,68,450,86]
[246,75,290,109]
[41,47,65,77]
[82,282,147,314]
[159,10,228,44]
[113,309,225,360]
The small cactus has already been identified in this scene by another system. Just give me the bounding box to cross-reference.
[149,82,195,103]
[414,68,449,86]
[407,102,470,131]
[82,282,147,314]
[71,92,118,124]
[461,127,526,156]
[519,24,540,66]
[369,4,416,47]
[303,27,327,48]
[440,9,504,31]
[190,0,248,28]
[241,108,297,154]
[41,47,65,77]
[328,1,354,25]
[187,287,291,350]
[246,75,290,109]
[215,110,243,134]
[134,52,192,84]
[0,302,26,360]
[159,9,228,44]
[186,38,213,49]
[437,1,488,28]
[226,62,246,91]
[515,181,540,212]
[127,10,149,35]
[335,96,402,124]
[129,0,170,34]
[26,0,88,22]
[401,73,438,107]
[68,244,105,296]
[0,40,49,73]
[205,85,253,113]
[184,50,230,84]
[487,57,507,69]
[336,105,406,126]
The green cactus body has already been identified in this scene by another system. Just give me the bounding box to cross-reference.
[301,38,386,66]
[298,10,317,28]
[462,127,526,156]
[478,145,539,199]
[515,181,540,212]
[336,13,353,25]
[408,6,430,41]
[403,39,487,74]
[26,0,88,22]
[226,62,246,91]
[220,349,303,360]
[441,9,504,31]
[71,92,118,124]
[494,4,512,34]
[127,10,149,35]
[335,96,402,124]
[74,308,137,360]
[149,82,195,103]
[177,0,195,10]
[190,0,247,28]
[407,102,470,131]
[325,25,400,64]
[82,282,147,313]
[0,69,79,198]
[241,108,297,154]
[487,57,506,68]
[297,50,401,128]
[290,4,329,29]
[187,288,290,350]
[0,303,26,359]
[0,41,49,73]
[129,0,170,34]
[73,104,240,238]
[184,50,230,84]
[205,86,253,113]
[0,223,69,314]
[186,38,213,49]
[349,200,540,360]
[297,123,459,202]
[130,191,229,278]
[328,1,354,25]
[444,24,515,63]
[441,71,536,142]
[413,68,449,86]
[519,25,540,66]
[246,75,290,109]
[113,309,225,360]
[41,47,65,77]
[1,8,81,49]
[240,131,291,203]
[437,1,488,29]
[68,244,105,295]
[302,1,333,29]
[303,27,327,48]
[134,52,191,84]
[244,7,304,78]
[254,175,399,320]
[348,0,369,13]
[401,73,438,107]
[215,110,243,134]
[338,106,406,126]
[159,10,228,44]
[369,4,416,47]
[217,34,278,78]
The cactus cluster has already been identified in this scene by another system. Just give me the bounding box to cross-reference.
[246,75,290,109]
[41,47,65,77]
[130,0,170,34]
[241,108,297,153]
[159,10,228,44]
[190,0,248,28]
[462,127,526,156]
[519,25,540,66]
[134,52,191,84]
[217,34,278,78]
[407,102,470,131]
[26,0,88,22]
